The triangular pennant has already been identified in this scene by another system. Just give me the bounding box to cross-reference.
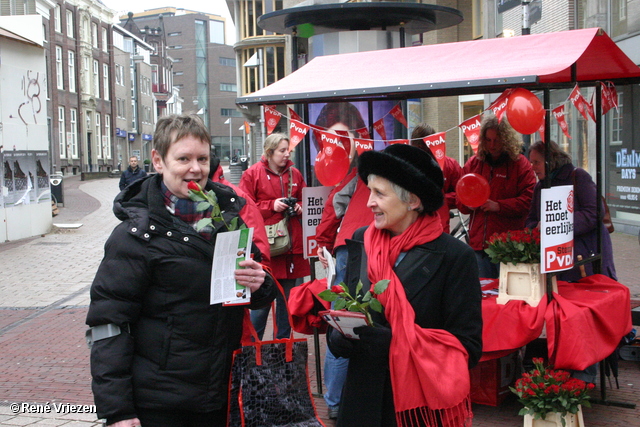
[388,139,409,145]
[263,105,282,135]
[389,104,408,128]
[601,81,618,116]
[354,138,374,155]
[355,127,371,139]
[289,107,302,122]
[423,132,447,168]
[288,119,309,151]
[537,116,546,143]
[244,121,251,135]
[373,118,387,142]
[458,114,482,154]
[569,84,593,122]
[488,89,513,122]
[315,129,349,155]
[552,105,572,140]
[309,123,324,149]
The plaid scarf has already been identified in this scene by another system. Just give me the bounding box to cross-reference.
[162,182,214,240]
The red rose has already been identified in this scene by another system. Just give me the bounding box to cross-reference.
[188,181,201,192]
[330,285,344,294]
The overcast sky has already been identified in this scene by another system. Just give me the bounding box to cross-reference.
[102,0,236,44]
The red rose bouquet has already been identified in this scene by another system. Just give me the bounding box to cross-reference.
[484,227,541,265]
[511,357,594,426]
[318,280,389,326]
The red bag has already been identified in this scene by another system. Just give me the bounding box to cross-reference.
[288,278,331,335]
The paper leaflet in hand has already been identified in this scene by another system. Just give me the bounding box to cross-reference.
[319,309,370,339]
[323,246,336,289]
[208,227,254,305]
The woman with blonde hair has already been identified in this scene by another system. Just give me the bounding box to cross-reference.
[240,132,309,339]
[457,114,537,278]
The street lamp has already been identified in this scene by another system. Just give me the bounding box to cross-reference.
[224,118,232,161]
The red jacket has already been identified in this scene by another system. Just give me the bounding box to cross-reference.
[211,166,270,267]
[438,156,463,233]
[315,168,373,254]
[239,158,310,279]
[457,154,536,251]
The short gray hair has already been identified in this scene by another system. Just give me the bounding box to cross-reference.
[368,174,424,214]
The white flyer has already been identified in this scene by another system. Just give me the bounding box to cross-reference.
[210,227,254,305]
[323,246,336,289]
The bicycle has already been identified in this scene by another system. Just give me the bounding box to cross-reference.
[449,210,470,244]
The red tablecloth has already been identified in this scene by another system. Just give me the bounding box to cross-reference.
[480,274,632,370]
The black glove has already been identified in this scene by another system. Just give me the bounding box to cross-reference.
[327,327,357,359]
[353,325,392,361]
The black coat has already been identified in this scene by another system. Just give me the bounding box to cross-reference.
[86,174,276,424]
[329,227,483,427]
[119,165,147,190]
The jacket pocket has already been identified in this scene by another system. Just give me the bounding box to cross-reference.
[158,316,173,370]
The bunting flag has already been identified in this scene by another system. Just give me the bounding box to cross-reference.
[264,105,281,135]
[354,138,374,155]
[315,129,349,153]
[488,88,513,122]
[459,114,482,154]
[289,119,309,151]
[388,139,409,145]
[390,104,408,128]
[601,81,618,115]
[373,117,387,142]
[423,132,447,168]
[289,107,302,122]
[537,116,546,143]
[244,121,252,135]
[356,126,371,139]
[569,84,593,122]
[552,105,572,140]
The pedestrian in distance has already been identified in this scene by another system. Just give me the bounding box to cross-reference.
[118,156,147,191]
[86,113,276,427]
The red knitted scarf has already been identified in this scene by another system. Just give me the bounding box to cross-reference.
[364,214,472,427]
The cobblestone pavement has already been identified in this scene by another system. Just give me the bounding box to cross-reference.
[1,175,639,426]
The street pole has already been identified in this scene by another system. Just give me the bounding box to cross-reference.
[225,118,232,161]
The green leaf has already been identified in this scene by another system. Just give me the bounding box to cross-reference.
[355,280,363,296]
[196,201,211,212]
[318,289,338,301]
[334,299,346,310]
[229,217,239,231]
[188,191,207,202]
[369,298,383,313]
[373,279,390,295]
[195,218,212,231]
[362,291,372,302]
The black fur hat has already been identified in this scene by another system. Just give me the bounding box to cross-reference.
[358,144,444,213]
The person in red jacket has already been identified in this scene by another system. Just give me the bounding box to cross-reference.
[410,123,463,234]
[209,153,270,267]
[313,102,371,419]
[457,114,536,278]
[239,133,310,339]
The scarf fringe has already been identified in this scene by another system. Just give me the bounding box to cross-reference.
[396,395,473,427]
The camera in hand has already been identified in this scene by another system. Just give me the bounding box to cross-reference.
[282,197,298,216]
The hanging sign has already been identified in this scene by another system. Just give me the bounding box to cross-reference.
[540,185,574,273]
[264,105,281,135]
[302,186,333,259]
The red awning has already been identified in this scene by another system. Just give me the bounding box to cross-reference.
[237,28,640,105]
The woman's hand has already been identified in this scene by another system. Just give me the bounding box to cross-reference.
[273,199,288,213]
[480,199,500,212]
[235,260,267,292]
[317,246,329,268]
[108,418,141,427]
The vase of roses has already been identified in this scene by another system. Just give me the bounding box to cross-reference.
[485,228,556,306]
[512,358,593,427]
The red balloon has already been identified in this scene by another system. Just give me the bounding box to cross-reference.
[315,144,350,186]
[456,173,490,208]
[506,88,545,135]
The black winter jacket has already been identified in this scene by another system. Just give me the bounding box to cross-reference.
[329,226,483,427]
[118,165,147,190]
[86,174,276,424]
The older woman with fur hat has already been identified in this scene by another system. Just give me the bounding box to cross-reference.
[327,144,483,427]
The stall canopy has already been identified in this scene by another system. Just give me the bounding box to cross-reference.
[236,27,640,105]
